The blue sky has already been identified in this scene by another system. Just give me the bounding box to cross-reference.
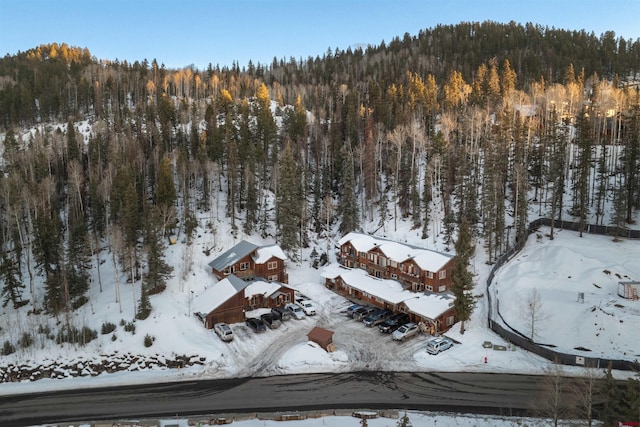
[1,0,638,70]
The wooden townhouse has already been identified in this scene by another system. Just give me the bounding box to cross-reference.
[337,232,455,293]
[208,240,288,283]
[193,274,296,328]
[323,265,456,334]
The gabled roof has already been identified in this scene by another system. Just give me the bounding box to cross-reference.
[208,240,258,271]
[322,264,455,320]
[253,244,287,264]
[244,279,282,298]
[338,232,454,272]
[192,274,250,315]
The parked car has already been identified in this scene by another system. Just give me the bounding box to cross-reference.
[378,313,410,333]
[425,337,454,354]
[213,322,234,342]
[271,306,291,321]
[260,313,282,329]
[345,303,363,317]
[285,302,305,320]
[296,299,317,316]
[363,309,393,327]
[353,306,376,321]
[245,317,267,333]
[392,322,420,341]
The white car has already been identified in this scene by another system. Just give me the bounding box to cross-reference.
[425,337,454,354]
[392,322,419,341]
[213,322,234,342]
[296,299,317,316]
[285,303,305,320]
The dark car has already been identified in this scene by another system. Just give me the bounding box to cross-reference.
[245,317,266,333]
[271,306,291,321]
[260,313,282,329]
[363,309,393,327]
[353,306,376,321]
[378,313,410,333]
[345,303,363,317]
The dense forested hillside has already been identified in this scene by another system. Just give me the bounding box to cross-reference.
[0,21,638,319]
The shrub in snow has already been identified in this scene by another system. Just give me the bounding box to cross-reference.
[101,322,116,334]
[1,340,15,355]
[111,334,117,342]
[56,325,98,346]
[144,334,155,347]
[19,332,33,348]
[124,322,136,334]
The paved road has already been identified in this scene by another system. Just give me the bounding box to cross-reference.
[1,371,545,426]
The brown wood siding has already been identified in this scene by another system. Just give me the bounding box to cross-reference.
[204,292,248,328]
[339,241,455,294]
[212,254,256,280]
[253,257,288,283]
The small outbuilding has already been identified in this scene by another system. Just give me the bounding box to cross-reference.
[618,281,640,300]
[307,327,335,352]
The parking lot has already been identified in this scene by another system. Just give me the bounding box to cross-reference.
[213,285,452,377]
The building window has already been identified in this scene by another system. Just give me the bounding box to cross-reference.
[439,270,446,279]
[446,316,454,326]
[223,267,230,275]
[268,261,278,270]
[426,285,433,291]
[360,263,366,269]
[427,271,433,279]
[438,285,446,292]
[390,260,397,268]
[391,273,397,279]
[268,274,278,282]
[239,262,249,271]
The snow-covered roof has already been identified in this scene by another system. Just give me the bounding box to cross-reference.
[244,280,282,298]
[402,292,455,321]
[338,232,454,272]
[192,274,249,315]
[253,244,287,264]
[208,240,258,271]
[322,264,455,317]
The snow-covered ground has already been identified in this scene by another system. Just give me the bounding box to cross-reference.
[1,220,638,400]
[1,120,639,427]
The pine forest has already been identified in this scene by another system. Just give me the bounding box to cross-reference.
[0,20,639,321]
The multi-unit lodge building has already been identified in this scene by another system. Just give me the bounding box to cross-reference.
[324,232,458,333]
[193,274,296,328]
[193,240,292,329]
[337,232,455,293]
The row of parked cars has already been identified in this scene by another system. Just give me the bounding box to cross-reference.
[214,297,318,341]
[345,303,454,353]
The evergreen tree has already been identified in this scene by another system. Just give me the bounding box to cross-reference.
[598,363,623,426]
[155,155,177,237]
[33,203,66,314]
[620,375,640,423]
[0,253,27,308]
[66,209,92,307]
[66,120,80,164]
[275,142,302,257]
[451,218,475,334]
[339,143,359,234]
[143,207,174,295]
[572,107,593,236]
[136,285,151,320]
